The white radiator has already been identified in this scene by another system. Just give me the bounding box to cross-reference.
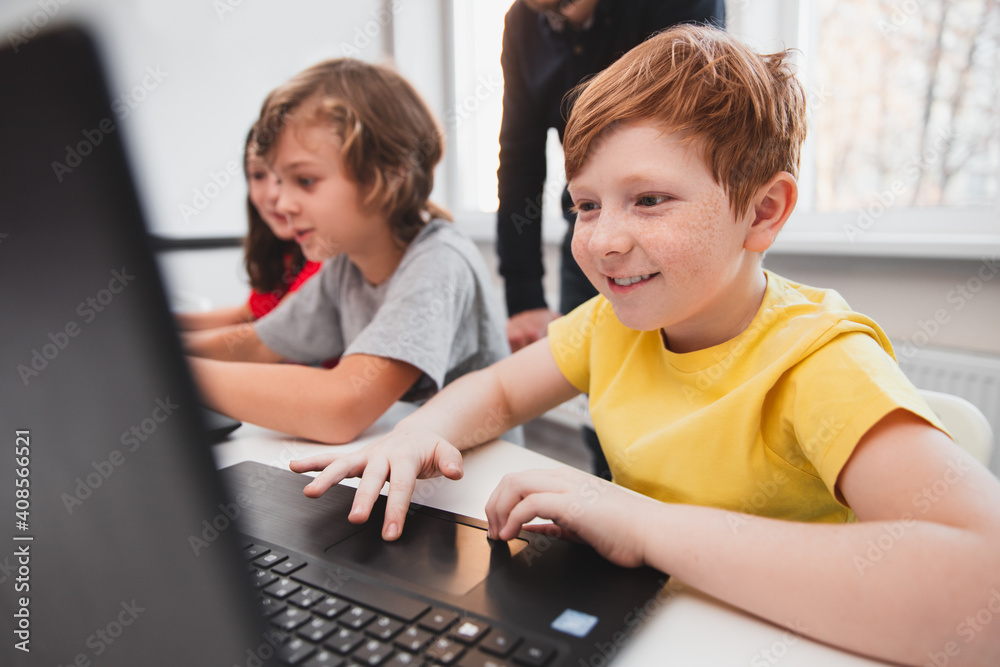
[895,343,1000,473]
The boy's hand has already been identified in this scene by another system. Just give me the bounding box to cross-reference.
[505,308,559,352]
[289,430,464,541]
[485,467,649,568]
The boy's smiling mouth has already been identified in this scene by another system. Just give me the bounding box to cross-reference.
[606,272,659,292]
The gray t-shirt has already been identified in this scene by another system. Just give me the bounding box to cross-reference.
[254,219,510,404]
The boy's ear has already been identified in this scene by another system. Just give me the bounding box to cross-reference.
[743,172,798,253]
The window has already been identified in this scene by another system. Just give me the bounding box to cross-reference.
[444,0,1000,257]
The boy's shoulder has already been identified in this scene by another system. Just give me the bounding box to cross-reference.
[399,219,486,274]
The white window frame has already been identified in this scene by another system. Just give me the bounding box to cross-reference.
[396,0,1000,259]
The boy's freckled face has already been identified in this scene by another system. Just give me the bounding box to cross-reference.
[569,121,763,350]
[271,123,382,263]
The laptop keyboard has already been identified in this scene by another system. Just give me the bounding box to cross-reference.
[243,540,560,667]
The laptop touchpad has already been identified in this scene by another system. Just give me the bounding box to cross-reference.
[325,510,528,597]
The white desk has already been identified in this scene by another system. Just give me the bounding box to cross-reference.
[213,407,890,667]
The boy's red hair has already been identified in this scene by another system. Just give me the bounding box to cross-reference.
[563,25,807,219]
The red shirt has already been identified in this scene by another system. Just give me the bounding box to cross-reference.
[247,258,321,319]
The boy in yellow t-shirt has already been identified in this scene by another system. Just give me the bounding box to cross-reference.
[290,26,1000,666]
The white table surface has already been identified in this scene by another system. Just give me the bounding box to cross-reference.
[213,406,890,667]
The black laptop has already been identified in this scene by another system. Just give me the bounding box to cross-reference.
[0,26,666,667]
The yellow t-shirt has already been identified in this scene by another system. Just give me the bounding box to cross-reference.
[548,270,946,524]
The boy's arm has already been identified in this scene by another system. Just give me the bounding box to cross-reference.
[175,303,252,331]
[183,324,283,363]
[291,338,581,539]
[487,411,1000,667]
[188,352,423,444]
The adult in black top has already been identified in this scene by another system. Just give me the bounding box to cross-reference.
[497,0,726,351]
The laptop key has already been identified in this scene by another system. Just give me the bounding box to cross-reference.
[383,651,419,666]
[459,651,514,667]
[419,608,459,633]
[394,625,433,652]
[511,641,555,667]
[244,544,271,560]
[324,627,365,655]
[266,578,303,600]
[271,607,312,632]
[288,587,326,609]
[312,596,350,620]
[352,638,394,666]
[276,637,315,665]
[340,605,376,629]
[367,615,405,640]
[259,596,287,618]
[255,550,289,568]
[297,617,339,644]
[301,650,346,667]
[478,630,521,657]
[292,566,430,622]
[425,636,465,665]
[451,619,489,644]
[272,558,307,576]
[252,569,279,589]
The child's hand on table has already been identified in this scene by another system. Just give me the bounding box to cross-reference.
[289,429,464,540]
[486,466,650,568]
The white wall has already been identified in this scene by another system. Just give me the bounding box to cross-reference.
[1,0,388,239]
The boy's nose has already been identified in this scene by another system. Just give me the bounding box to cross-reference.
[274,183,297,217]
[586,211,632,257]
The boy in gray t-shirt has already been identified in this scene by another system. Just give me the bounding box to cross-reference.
[185,58,514,445]
[255,218,509,404]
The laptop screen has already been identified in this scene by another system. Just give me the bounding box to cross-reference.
[0,26,265,666]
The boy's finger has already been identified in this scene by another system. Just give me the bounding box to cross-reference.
[433,443,464,480]
[485,474,529,539]
[486,469,556,536]
[350,457,390,524]
[289,453,338,472]
[302,455,364,497]
[501,492,564,541]
[383,460,420,541]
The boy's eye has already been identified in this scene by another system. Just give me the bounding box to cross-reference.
[571,201,599,214]
[250,171,268,180]
[297,177,316,188]
[637,194,669,207]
